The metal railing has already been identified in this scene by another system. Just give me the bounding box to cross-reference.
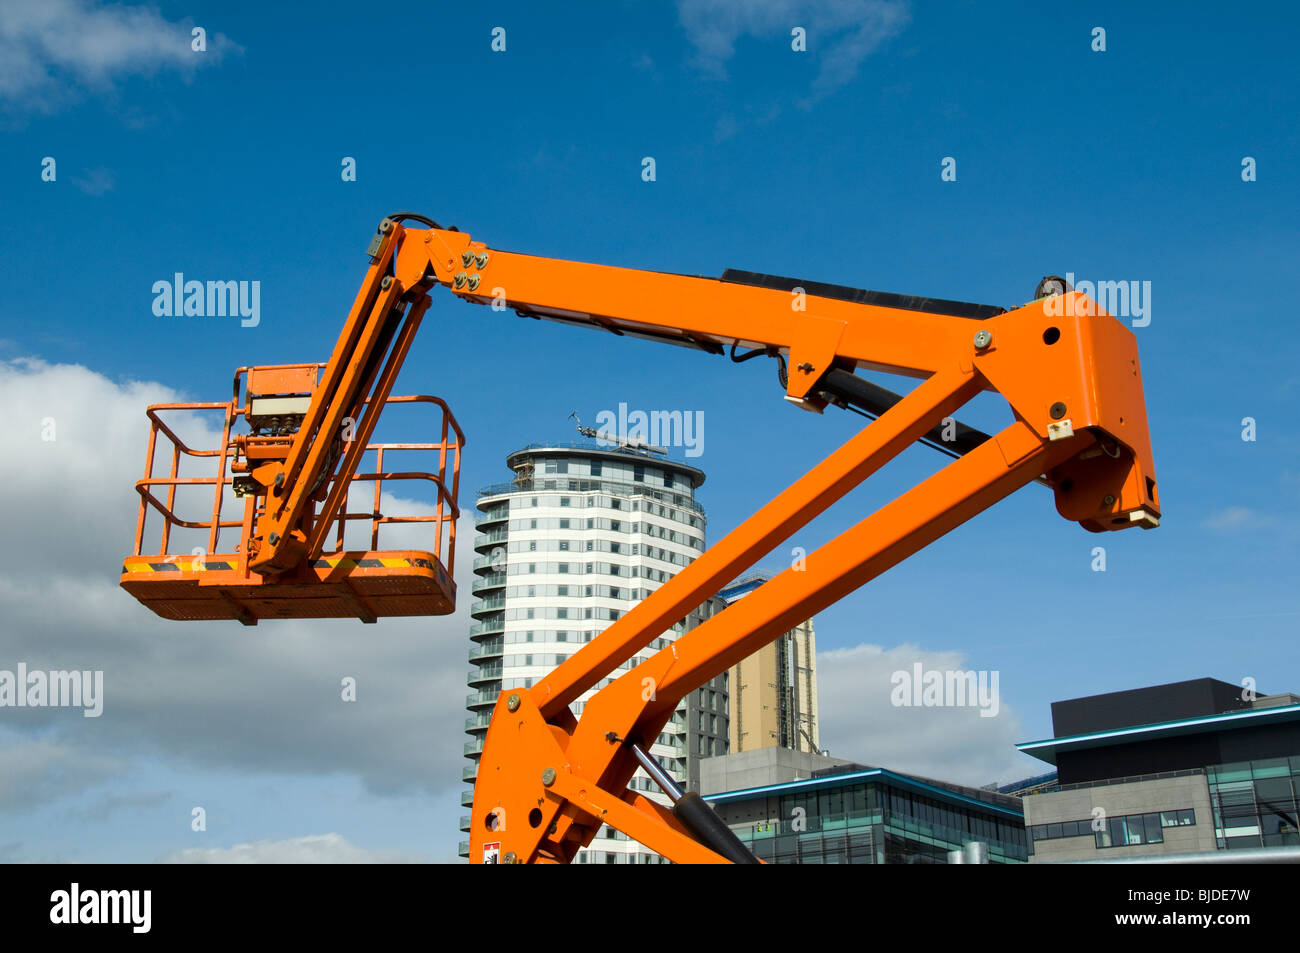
[129,367,464,579]
[477,476,706,516]
[1050,768,1206,794]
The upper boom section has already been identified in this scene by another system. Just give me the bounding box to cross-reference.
[245,217,1159,576]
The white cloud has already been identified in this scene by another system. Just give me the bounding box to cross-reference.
[71,167,114,195]
[0,0,238,110]
[676,0,909,98]
[0,734,124,811]
[0,357,476,808]
[160,833,426,864]
[816,642,1040,788]
[1203,506,1268,532]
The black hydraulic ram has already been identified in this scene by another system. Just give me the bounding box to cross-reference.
[626,742,760,864]
[814,367,991,458]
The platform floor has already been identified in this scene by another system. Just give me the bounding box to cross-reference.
[120,551,456,624]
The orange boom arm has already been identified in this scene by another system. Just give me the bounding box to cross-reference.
[123,215,1160,863]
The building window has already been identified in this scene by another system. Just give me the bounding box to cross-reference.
[591,461,602,476]
[634,465,644,483]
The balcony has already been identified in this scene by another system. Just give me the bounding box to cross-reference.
[468,639,503,662]
[473,554,507,573]
[462,764,478,782]
[471,595,506,615]
[461,789,475,807]
[478,470,706,516]
[471,572,507,595]
[459,814,471,832]
[465,712,493,732]
[468,664,502,685]
[468,619,504,638]
[475,529,508,549]
[458,840,469,857]
[464,738,484,756]
[476,506,508,528]
[466,689,499,709]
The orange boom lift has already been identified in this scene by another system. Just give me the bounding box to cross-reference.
[121,214,1160,863]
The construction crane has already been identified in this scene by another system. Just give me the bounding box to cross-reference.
[120,213,1161,863]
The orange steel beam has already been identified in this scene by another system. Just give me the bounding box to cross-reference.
[235,219,1160,863]
[248,246,409,573]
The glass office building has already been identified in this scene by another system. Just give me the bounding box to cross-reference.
[1019,678,1300,861]
[1207,756,1300,849]
[707,764,1028,864]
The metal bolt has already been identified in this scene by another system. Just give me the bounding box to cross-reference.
[1049,402,1068,420]
[380,276,393,290]
[467,274,481,292]
[453,271,468,289]
[973,329,993,350]
[379,219,392,233]
[503,851,518,864]
[461,251,475,267]
[541,767,557,787]
[796,362,815,373]
[506,693,520,712]
[1103,495,1116,506]
[268,532,280,545]
[474,251,490,268]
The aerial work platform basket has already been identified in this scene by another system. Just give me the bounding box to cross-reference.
[120,364,463,625]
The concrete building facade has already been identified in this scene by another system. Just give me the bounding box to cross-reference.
[718,571,819,755]
[460,442,728,863]
[1018,678,1300,862]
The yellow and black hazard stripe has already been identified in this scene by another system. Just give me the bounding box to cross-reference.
[310,556,437,571]
[121,559,234,574]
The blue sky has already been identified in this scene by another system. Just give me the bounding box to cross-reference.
[0,0,1297,862]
